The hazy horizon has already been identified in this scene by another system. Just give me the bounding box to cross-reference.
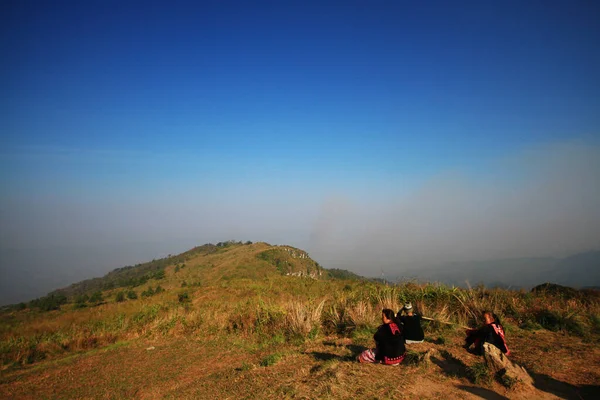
[1,1,599,305]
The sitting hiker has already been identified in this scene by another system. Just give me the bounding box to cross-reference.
[397,302,424,343]
[464,311,510,355]
[358,309,406,365]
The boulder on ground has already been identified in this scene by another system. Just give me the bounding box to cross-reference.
[482,343,534,389]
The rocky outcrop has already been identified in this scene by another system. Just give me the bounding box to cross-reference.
[482,343,534,389]
[258,246,323,278]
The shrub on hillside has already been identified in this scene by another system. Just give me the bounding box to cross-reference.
[126,290,138,300]
[520,320,543,331]
[29,294,68,311]
[178,292,190,303]
[75,294,89,304]
[536,309,586,336]
[467,362,491,385]
[591,314,600,335]
[531,283,579,299]
[115,291,125,302]
[153,270,166,280]
[89,291,103,304]
[327,268,363,280]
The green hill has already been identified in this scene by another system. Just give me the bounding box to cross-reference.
[1,241,599,399]
[16,241,349,312]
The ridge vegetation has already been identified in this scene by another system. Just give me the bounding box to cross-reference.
[1,242,599,399]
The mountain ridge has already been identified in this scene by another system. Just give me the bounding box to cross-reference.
[395,250,600,289]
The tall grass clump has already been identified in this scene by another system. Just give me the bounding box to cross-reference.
[322,303,350,335]
[535,309,586,336]
[346,300,376,330]
[369,286,401,311]
[321,294,378,336]
[467,362,492,385]
[284,299,325,340]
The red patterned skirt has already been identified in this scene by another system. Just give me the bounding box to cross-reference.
[358,348,405,365]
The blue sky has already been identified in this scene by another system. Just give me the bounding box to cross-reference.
[1,1,599,303]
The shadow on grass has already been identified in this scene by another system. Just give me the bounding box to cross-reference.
[529,371,600,400]
[307,343,368,364]
[456,385,508,400]
[429,350,468,379]
[424,336,446,345]
[346,344,368,358]
[309,352,340,361]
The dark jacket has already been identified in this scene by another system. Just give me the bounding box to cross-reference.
[399,314,424,341]
[466,322,510,355]
[485,322,509,354]
[374,322,406,361]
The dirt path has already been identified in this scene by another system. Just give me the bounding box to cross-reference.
[1,334,598,399]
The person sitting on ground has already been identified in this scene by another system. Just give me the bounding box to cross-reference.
[397,302,424,343]
[358,309,406,365]
[464,311,510,355]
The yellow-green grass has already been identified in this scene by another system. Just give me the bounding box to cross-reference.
[1,243,599,398]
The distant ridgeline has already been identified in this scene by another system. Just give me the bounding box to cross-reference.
[397,250,600,290]
[14,241,367,311]
[257,246,324,278]
[46,241,240,299]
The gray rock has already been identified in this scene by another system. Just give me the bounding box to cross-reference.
[482,343,534,388]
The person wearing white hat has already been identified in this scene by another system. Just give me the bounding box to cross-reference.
[397,302,424,343]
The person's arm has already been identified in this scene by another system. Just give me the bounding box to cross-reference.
[373,325,385,344]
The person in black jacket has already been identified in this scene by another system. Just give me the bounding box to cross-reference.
[357,309,406,365]
[397,302,425,343]
[464,311,510,355]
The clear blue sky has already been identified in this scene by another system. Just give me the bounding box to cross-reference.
[1,1,599,303]
[2,0,598,192]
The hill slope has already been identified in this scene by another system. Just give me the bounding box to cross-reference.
[41,241,326,302]
[1,242,599,399]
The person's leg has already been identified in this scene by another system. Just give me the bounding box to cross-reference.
[357,348,378,363]
[474,338,484,355]
[464,329,477,347]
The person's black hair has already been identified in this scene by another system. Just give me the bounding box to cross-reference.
[482,311,502,326]
[492,313,502,326]
[382,308,402,326]
[382,308,395,320]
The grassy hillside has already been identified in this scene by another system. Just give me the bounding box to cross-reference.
[1,242,599,399]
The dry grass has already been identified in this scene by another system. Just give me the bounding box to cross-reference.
[284,299,325,338]
[1,242,599,398]
[2,327,598,399]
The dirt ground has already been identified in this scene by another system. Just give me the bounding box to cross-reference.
[1,327,599,399]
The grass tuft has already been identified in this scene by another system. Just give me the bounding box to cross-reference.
[497,372,518,388]
[467,362,492,385]
[259,353,282,367]
[403,350,422,366]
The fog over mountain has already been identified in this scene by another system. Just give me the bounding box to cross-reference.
[308,142,600,282]
[1,142,598,305]
[3,1,599,305]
